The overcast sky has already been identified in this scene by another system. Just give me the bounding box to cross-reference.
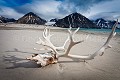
[0,0,120,21]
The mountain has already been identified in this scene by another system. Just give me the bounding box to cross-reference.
[50,18,59,22]
[0,16,6,23]
[54,12,97,28]
[93,18,119,29]
[0,16,16,23]
[17,12,46,25]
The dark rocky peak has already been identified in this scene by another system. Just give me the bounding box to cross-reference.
[54,12,97,28]
[17,12,46,25]
[0,16,16,23]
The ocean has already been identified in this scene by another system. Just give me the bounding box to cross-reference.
[80,28,120,33]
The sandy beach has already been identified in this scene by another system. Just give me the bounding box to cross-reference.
[0,24,120,80]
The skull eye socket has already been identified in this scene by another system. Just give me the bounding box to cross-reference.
[49,58,53,62]
[32,54,38,57]
[32,55,35,57]
[34,59,38,62]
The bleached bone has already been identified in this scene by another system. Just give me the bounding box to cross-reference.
[27,27,85,66]
[35,27,69,52]
[63,19,118,60]
[27,19,118,66]
[38,26,88,58]
[57,27,85,57]
[26,53,56,66]
[26,54,47,66]
[39,20,118,60]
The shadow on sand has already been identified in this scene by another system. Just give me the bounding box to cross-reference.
[3,48,87,69]
[3,55,41,69]
[5,48,85,62]
[5,48,37,54]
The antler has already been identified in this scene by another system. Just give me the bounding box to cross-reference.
[35,26,87,57]
[39,27,88,57]
[35,27,69,54]
[63,19,118,60]
[29,19,117,67]
[58,27,86,57]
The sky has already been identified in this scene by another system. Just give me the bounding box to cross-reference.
[0,0,120,21]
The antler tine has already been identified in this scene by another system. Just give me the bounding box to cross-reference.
[72,27,84,45]
[48,27,51,36]
[73,27,80,36]
[48,28,54,39]
[43,27,47,38]
[105,19,118,45]
[98,19,118,56]
[68,27,81,43]
[42,27,53,40]
[35,27,70,56]
[68,24,80,36]
[63,36,69,47]
[43,27,48,37]
[36,37,44,45]
[58,27,84,57]
[68,26,72,35]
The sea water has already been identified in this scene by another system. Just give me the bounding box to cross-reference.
[79,28,120,33]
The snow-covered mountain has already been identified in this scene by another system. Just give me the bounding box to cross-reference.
[92,18,120,29]
[89,12,120,29]
[17,12,46,25]
[50,18,59,22]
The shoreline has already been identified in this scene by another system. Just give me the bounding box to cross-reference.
[0,24,120,40]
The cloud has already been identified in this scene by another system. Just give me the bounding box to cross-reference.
[89,12,120,20]
[86,0,120,21]
[20,0,63,20]
[0,6,24,19]
[0,0,32,7]
[0,0,63,20]
[10,0,63,20]
[58,0,113,14]
[0,0,119,21]
[16,0,114,20]
[0,0,6,5]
